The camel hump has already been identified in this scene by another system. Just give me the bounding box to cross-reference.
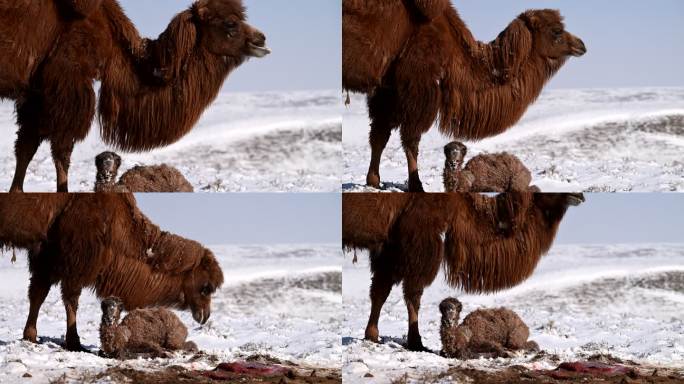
[412,0,449,20]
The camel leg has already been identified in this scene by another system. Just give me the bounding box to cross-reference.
[50,140,75,193]
[10,107,42,193]
[23,272,53,343]
[61,283,87,352]
[402,281,426,351]
[401,132,424,192]
[364,253,396,343]
[366,88,399,188]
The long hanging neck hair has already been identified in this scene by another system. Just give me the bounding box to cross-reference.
[97,0,244,152]
[437,10,567,140]
[442,193,569,294]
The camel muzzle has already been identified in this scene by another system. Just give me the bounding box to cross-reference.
[567,193,586,206]
[570,38,587,57]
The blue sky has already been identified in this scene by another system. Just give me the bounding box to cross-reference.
[136,193,683,246]
[456,0,684,89]
[555,194,684,244]
[136,193,341,245]
[118,0,341,92]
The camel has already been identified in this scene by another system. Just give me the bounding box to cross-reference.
[343,2,586,191]
[443,141,539,193]
[0,0,269,192]
[0,193,223,352]
[342,192,584,351]
[439,297,538,359]
[100,297,198,359]
[95,151,194,193]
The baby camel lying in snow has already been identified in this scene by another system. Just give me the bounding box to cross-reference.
[94,151,194,193]
[443,142,540,193]
[100,297,197,359]
[439,297,539,359]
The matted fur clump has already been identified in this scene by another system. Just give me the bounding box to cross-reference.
[343,1,587,191]
[95,151,193,193]
[100,297,197,359]
[0,193,223,351]
[439,298,538,359]
[0,0,269,192]
[342,192,584,351]
[443,142,539,193]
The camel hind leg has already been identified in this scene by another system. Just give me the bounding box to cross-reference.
[365,248,398,343]
[366,88,399,189]
[24,245,57,343]
[10,98,44,193]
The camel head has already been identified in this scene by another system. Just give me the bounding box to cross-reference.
[520,9,586,62]
[192,0,270,59]
[101,297,123,326]
[444,142,468,165]
[534,193,585,221]
[439,297,463,327]
[181,249,225,325]
[95,152,122,183]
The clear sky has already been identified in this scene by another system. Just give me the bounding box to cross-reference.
[456,0,684,89]
[117,0,341,92]
[135,193,683,246]
[555,194,684,245]
[136,193,341,245]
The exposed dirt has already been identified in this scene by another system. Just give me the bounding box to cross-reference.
[50,356,341,384]
[391,355,684,384]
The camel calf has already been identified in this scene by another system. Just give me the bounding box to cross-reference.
[100,297,197,359]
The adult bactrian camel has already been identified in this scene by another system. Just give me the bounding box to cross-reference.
[343,1,586,191]
[342,192,584,351]
[0,0,269,192]
[0,193,224,352]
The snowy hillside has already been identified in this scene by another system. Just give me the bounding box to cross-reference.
[343,87,684,192]
[0,90,342,192]
[343,244,684,383]
[0,244,342,383]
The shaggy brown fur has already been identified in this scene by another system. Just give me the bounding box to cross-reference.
[95,152,194,193]
[439,298,538,359]
[0,194,223,352]
[443,142,538,193]
[0,0,269,192]
[342,192,583,351]
[100,297,197,359]
[343,2,586,191]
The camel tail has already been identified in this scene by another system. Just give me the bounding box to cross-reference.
[442,196,561,294]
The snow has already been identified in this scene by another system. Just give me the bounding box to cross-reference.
[0,244,342,383]
[343,87,684,192]
[342,243,684,383]
[0,90,342,192]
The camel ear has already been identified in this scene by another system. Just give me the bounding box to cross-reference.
[194,0,212,22]
[521,11,542,30]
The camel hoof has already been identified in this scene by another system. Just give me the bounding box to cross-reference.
[407,342,430,353]
[65,341,90,353]
[408,181,425,193]
[22,329,37,344]
[366,174,381,190]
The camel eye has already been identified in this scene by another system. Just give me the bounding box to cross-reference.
[223,21,239,36]
[552,28,563,36]
[200,284,213,296]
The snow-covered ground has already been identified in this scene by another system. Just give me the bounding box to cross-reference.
[0,244,342,383]
[343,87,684,192]
[343,244,684,383]
[0,90,342,192]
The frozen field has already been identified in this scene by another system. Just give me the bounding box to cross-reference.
[0,244,342,383]
[0,90,342,192]
[343,244,684,383]
[343,87,684,192]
